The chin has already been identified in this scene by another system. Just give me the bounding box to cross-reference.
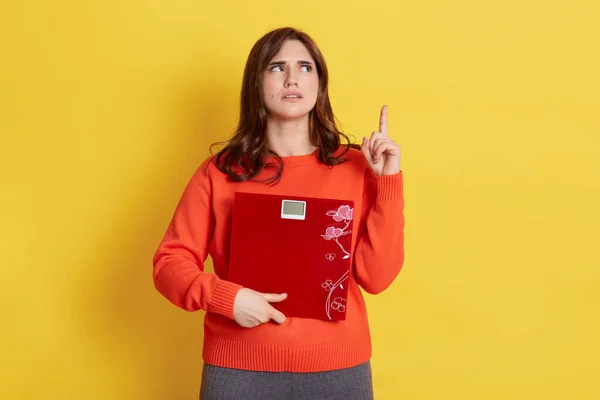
[267,105,315,121]
[276,112,311,121]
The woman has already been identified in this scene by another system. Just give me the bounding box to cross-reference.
[153,27,405,399]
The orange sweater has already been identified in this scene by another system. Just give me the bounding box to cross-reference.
[152,147,405,372]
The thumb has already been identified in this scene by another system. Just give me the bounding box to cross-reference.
[269,306,286,324]
[361,137,372,163]
[261,292,288,303]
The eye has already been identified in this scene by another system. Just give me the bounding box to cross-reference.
[270,65,283,72]
[300,65,313,72]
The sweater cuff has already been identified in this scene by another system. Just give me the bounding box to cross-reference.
[375,171,404,201]
[207,279,243,320]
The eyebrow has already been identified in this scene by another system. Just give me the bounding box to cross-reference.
[268,60,315,67]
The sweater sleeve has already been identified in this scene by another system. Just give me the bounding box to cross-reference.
[353,167,405,294]
[152,160,242,319]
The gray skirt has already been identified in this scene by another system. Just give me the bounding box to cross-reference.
[200,361,374,400]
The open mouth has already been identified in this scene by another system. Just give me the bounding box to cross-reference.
[282,92,303,99]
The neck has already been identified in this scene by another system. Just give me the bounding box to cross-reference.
[265,116,316,157]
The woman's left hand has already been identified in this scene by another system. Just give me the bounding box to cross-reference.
[361,105,401,176]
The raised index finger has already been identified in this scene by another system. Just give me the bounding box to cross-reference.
[379,105,388,135]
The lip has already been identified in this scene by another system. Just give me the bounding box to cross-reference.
[281,91,303,100]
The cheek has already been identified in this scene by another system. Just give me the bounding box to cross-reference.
[309,76,319,92]
[308,78,320,100]
[264,82,279,99]
[262,77,275,96]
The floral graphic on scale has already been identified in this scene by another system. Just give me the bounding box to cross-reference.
[321,204,353,320]
[321,205,353,259]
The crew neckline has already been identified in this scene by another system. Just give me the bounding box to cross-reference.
[266,148,320,166]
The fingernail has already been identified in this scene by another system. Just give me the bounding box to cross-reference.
[363,137,367,144]
[282,293,288,297]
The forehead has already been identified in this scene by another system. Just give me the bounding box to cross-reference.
[270,40,315,62]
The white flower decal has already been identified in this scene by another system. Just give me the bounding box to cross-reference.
[326,205,353,223]
[321,205,353,260]
[322,271,349,319]
[321,204,354,319]
[322,226,345,241]
[321,279,334,291]
[331,297,346,312]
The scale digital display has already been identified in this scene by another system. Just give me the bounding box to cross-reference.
[281,200,306,220]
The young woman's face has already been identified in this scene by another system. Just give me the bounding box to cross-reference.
[262,40,319,121]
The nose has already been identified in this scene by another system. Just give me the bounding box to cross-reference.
[284,70,298,87]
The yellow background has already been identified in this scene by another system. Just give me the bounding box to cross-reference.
[2,0,599,398]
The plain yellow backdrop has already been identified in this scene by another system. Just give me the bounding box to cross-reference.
[1,0,599,399]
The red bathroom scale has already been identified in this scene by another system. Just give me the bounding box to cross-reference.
[228,192,355,320]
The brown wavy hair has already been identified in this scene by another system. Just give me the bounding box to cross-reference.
[210,27,360,184]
